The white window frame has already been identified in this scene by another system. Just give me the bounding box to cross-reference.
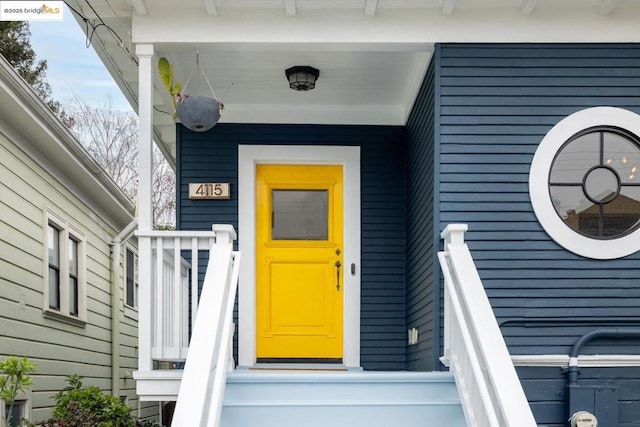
[529,107,640,259]
[124,244,139,320]
[1,391,31,427]
[44,209,87,325]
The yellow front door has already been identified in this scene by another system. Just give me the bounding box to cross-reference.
[256,164,343,361]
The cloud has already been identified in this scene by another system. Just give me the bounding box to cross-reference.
[28,7,132,112]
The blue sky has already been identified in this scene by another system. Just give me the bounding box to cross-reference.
[29,6,132,112]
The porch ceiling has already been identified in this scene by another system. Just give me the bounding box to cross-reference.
[67,0,640,163]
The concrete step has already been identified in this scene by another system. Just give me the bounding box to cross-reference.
[221,370,466,427]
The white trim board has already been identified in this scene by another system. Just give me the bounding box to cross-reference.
[238,145,361,368]
[511,354,640,368]
[134,8,640,44]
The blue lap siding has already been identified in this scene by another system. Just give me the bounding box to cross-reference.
[176,124,407,371]
[174,43,640,424]
[437,43,640,425]
[405,56,439,371]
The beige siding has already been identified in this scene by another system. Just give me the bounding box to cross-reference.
[0,131,159,422]
[117,245,158,421]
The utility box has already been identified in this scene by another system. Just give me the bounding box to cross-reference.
[565,385,618,427]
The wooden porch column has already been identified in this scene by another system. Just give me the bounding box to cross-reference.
[136,43,154,372]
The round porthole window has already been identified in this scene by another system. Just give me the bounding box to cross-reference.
[550,127,640,239]
[530,107,640,259]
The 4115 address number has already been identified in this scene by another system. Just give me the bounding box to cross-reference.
[188,183,230,200]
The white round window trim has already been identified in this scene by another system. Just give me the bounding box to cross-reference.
[529,107,640,259]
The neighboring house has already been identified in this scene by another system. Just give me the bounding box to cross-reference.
[72,1,640,426]
[0,56,158,424]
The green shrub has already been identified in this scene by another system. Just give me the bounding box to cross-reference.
[37,375,135,427]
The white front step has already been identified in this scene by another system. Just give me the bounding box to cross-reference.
[221,371,465,427]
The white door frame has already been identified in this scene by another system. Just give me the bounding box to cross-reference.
[238,145,361,368]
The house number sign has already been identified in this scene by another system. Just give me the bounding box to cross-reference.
[188,183,231,200]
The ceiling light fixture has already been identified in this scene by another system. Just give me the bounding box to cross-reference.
[285,66,320,91]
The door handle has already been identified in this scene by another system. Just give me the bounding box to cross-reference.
[335,260,342,291]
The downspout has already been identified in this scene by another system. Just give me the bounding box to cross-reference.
[110,219,138,397]
[567,328,640,386]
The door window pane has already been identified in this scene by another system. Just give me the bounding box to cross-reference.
[272,190,328,240]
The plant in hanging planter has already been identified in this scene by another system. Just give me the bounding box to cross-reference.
[158,57,223,132]
[157,57,182,119]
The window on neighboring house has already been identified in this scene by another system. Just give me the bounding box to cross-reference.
[48,224,61,310]
[125,247,138,309]
[2,398,29,427]
[69,237,79,316]
[45,210,86,324]
[4,402,21,427]
[530,107,640,259]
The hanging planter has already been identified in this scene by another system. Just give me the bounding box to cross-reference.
[176,95,223,132]
[157,53,223,133]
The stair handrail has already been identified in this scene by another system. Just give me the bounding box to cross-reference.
[438,224,536,427]
[171,224,241,427]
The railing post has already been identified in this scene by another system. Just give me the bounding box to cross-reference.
[441,224,468,251]
[212,224,238,246]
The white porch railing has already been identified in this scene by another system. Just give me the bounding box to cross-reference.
[438,224,537,427]
[137,228,219,362]
[151,247,190,361]
[171,225,240,427]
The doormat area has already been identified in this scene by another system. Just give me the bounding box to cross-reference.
[249,364,348,372]
[257,358,342,364]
